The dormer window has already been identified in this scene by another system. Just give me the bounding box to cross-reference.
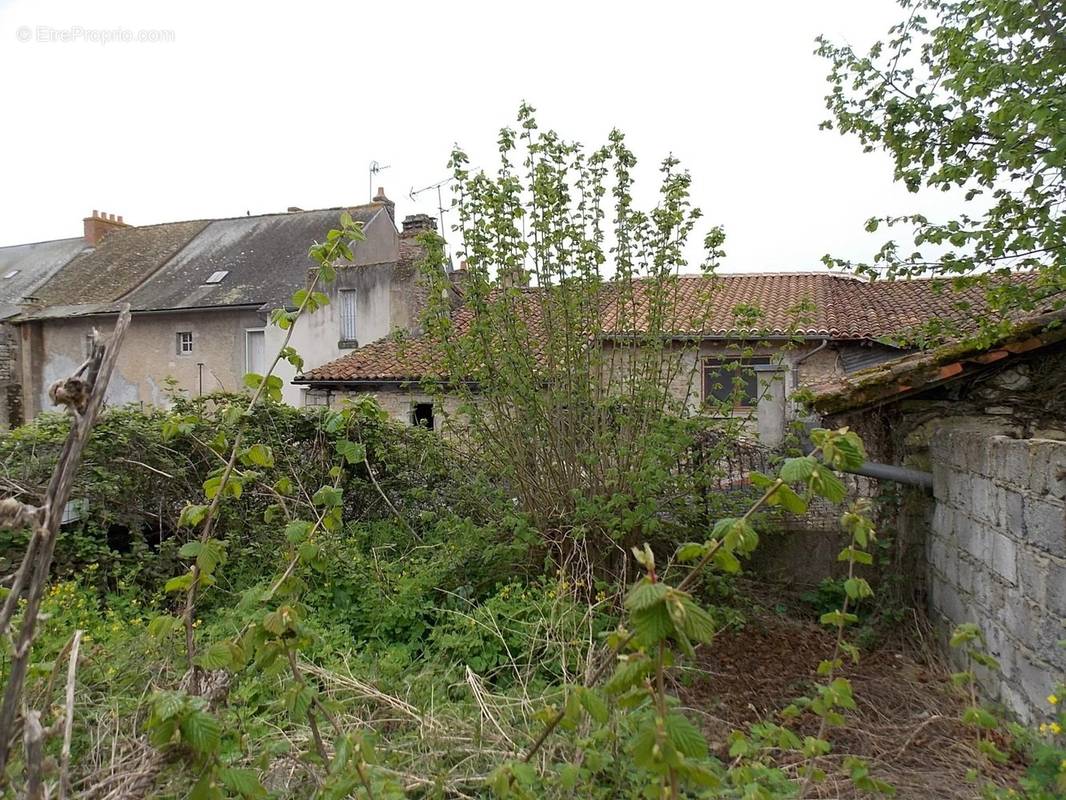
[205,270,229,284]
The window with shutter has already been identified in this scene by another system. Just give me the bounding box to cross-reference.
[246,329,266,375]
[339,289,357,346]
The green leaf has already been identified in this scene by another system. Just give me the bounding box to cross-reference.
[630,602,673,646]
[820,610,859,627]
[767,483,808,514]
[196,539,226,574]
[244,443,275,468]
[578,687,609,724]
[147,615,182,639]
[843,577,873,600]
[675,542,707,562]
[810,464,846,503]
[780,456,816,483]
[164,573,193,593]
[664,712,708,758]
[152,691,185,721]
[334,439,367,464]
[624,580,668,611]
[179,504,209,528]
[312,485,343,508]
[190,772,223,800]
[180,710,221,754]
[178,541,202,559]
[218,768,266,799]
[284,519,313,543]
[197,641,233,670]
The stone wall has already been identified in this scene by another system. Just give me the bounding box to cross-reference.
[927,421,1066,723]
[0,323,18,427]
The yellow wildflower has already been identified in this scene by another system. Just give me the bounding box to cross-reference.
[1049,694,1060,706]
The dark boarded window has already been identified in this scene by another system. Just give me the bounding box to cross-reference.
[703,356,771,408]
[412,402,434,430]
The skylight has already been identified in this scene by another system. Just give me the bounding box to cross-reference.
[204,270,229,285]
[3,270,19,279]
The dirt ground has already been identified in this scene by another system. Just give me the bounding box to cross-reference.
[678,609,1025,799]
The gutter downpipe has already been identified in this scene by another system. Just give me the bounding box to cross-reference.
[795,337,829,365]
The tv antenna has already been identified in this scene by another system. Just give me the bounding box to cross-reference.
[369,160,390,202]
[409,176,453,239]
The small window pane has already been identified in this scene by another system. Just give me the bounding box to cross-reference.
[412,402,434,430]
[339,289,357,342]
[703,357,771,408]
[246,329,266,375]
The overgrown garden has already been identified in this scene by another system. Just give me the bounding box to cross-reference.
[1,0,1065,796]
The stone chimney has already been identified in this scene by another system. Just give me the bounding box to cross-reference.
[400,213,436,238]
[498,265,530,289]
[83,210,129,246]
[372,187,396,222]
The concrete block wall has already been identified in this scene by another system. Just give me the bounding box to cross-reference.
[928,422,1066,722]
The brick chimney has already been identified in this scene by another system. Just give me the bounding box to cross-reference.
[400,213,436,238]
[372,187,396,222]
[83,210,129,246]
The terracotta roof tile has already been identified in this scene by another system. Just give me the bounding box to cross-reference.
[297,272,1049,384]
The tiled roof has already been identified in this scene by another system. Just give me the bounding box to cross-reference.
[811,306,1066,414]
[0,237,87,320]
[32,220,211,306]
[298,272,1045,384]
[18,203,391,319]
[121,206,384,311]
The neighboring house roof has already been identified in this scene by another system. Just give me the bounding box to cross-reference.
[15,204,388,320]
[296,272,1047,385]
[301,335,445,383]
[601,273,1039,339]
[810,307,1066,415]
[122,206,383,312]
[0,237,87,320]
[32,220,211,308]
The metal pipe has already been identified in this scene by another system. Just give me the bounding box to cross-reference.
[795,337,830,365]
[842,460,933,492]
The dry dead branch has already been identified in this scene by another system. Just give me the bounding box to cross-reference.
[0,307,132,778]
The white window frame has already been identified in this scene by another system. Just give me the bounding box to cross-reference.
[245,327,266,374]
[338,288,357,344]
[176,331,194,355]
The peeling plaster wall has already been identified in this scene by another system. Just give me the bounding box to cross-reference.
[24,309,264,415]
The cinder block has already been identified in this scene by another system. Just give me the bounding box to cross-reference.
[1023,497,1066,558]
[971,477,997,524]
[1029,439,1066,499]
[990,532,1018,584]
[1017,547,1050,608]
[933,462,951,501]
[991,436,1030,487]
[1014,652,1057,723]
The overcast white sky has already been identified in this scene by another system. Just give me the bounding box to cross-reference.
[0,0,961,271]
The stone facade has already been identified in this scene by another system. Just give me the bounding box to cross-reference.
[927,422,1065,723]
[822,339,1066,722]
[0,324,20,427]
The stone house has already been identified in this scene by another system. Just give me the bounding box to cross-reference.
[294,272,1009,444]
[0,235,90,426]
[8,193,440,417]
[812,307,1066,723]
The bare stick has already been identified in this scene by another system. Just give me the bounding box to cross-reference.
[60,629,84,800]
[0,306,131,776]
[22,709,44,800]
